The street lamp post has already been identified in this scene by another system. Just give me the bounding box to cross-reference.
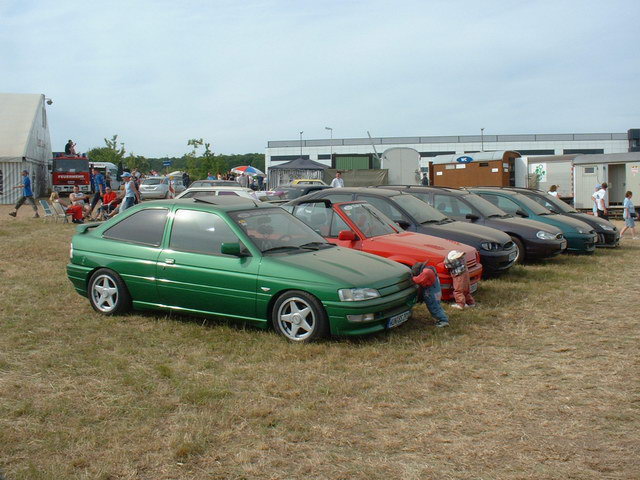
[325,126,333,162]
[481,127,485,152]
[299,131,304,158]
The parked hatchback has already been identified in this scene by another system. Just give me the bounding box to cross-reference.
[139,176,185,199]
[67,198,417,342]
[469,188,597,253]
[285,199,482,300]
[382,186,566,263]
[303,187,517,275]
[502,187,620,248]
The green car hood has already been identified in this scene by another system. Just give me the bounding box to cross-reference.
[259,246,410,289]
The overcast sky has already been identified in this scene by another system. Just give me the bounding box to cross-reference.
[2,0,639,157]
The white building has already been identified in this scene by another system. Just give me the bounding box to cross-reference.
[266,130,637,171]
[0,93,53,204]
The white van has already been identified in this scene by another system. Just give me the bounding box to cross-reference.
[90,162,121,191]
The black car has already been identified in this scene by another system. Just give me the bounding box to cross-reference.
[301,187,518,275]
[502,187,620,248]
[380,186,566,263]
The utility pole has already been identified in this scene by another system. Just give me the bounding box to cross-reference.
[325,126,333,161]
[481,127,485,152]
[299,131,304,158]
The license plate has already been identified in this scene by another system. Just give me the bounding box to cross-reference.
[387,310,411,328]
[470,282,478,293]
[508,251,517,261]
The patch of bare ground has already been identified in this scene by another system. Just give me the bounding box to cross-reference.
[0,203,638,479]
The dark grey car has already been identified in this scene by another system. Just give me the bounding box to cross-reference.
[380,186,567,263]
[301,187,518,275]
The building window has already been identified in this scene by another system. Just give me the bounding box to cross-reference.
[563,149,604,154]
[419,151,455,157]
[516,149,555,155]
[271,155,309,162]
[318,154,331,160]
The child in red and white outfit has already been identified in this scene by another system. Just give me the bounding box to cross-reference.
[444,250,476,309]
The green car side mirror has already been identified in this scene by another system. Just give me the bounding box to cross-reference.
[221,243,245,256]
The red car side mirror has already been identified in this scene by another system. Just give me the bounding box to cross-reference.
[338,230,357,241]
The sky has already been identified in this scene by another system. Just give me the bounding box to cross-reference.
[2,0,639,157]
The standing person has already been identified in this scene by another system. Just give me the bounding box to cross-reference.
[421,173,429,186]
[620,191,638,240]
[548,185,558,197]
[444,250,476,309]
[593,183,609,219]
[591,184,600,216]
[257,174,264,191]
[330,171,344,188]
[8,170,39,218]
[119,172,139,213]
[411,262,449,328]
[182,171,190,189]
[238,173,249,188]
[88,167,106,218]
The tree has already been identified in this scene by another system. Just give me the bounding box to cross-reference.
[87,135,127,170]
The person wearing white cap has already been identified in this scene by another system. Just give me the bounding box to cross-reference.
[444,250,476,309]
[119,172,139,213]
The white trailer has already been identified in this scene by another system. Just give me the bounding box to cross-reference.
[381,147,421,185]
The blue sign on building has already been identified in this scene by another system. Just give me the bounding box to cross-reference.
[456,156,474,163]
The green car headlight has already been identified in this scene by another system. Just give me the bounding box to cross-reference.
[536,230,556,240]
[575,227,589,234]
[338,288,381,302]
[601,225,614,231]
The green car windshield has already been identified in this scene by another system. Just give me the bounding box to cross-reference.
[511,193,554,215]
[338,203,398,238]
[229,208,332,254]
[527,192,578,214]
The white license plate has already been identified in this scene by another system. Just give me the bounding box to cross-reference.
[387,310,411,328]
[470,282,478,293]
[508,251,518,261]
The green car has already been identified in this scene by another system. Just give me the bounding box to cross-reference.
[67,198,417,342]
[469,188,597,253]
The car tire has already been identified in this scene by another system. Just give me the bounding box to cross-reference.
[510,236,525,264]
[271,290,329,342]
[88,269,131,315]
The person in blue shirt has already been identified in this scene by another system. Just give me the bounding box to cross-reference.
[620,191,637,240]
[88,167,106,218]
[9,170,39,218]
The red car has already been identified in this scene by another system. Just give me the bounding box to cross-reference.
[285,199,482,300]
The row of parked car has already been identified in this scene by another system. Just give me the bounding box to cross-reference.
[66,183,620,342]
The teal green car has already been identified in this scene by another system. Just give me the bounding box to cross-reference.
[67,198,416,341]
[470,188,597,253]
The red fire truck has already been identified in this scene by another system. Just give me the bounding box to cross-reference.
[51,153,91,194]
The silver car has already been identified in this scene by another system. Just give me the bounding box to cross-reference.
[139,176,185,199]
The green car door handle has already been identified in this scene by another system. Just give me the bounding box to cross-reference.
[164,258,175,265]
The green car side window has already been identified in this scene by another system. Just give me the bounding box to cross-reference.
[103,208,169,246]
[170,209,241,256]
[482,194,520,215]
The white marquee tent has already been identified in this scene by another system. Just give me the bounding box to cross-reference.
[0,93,52,204]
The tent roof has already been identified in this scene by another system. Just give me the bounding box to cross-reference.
[269,157,329,170]
[0,93,43,159]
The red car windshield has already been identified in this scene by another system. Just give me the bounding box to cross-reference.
[338,203,398,238]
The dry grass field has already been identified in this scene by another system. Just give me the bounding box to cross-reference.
[0,204,638,480]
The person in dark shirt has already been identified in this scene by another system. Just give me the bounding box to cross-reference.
[421,173,429,186]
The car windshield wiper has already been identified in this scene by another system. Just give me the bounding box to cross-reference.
[487,214,502,218]
[299,241,335,250]
[437,218,454,225]
[420,219,441,224]
[261,245,304,254]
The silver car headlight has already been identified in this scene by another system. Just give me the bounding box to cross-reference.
[536,231,556,240]
[480,242,501,251]
[338,288,381,302]
[601,225,614,231]
[576,227,588,234]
